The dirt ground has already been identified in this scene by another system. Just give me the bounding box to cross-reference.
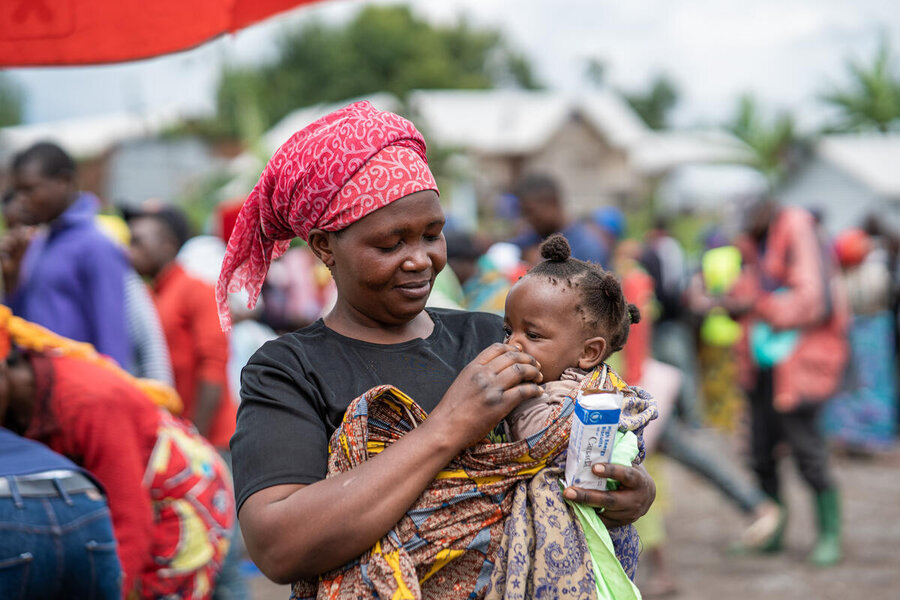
[637,430,900,600]
[248,429,900,600]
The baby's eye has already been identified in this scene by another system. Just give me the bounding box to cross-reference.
[526,331,542,340]
[502,325,512,341]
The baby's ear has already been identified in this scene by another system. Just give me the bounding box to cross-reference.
[578,336,607,370]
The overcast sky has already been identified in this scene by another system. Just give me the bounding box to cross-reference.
[7,0,900,131]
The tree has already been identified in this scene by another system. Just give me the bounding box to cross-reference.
[0,72,24,127]
[822,35,900,133]
[215,5,541,138]
[727,94,796,183]
[623,75,679,130]
[213,69,266,141]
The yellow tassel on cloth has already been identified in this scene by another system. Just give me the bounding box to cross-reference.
[0,305,183,414]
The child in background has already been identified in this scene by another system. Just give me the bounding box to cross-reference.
[503,234,646,441]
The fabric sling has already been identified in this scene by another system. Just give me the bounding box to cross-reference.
[292,365,656,600]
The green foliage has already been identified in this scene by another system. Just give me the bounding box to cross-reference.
[623,75,679,130]
[0,72,24,127]
[213,69,267,141]
[821,35,900,133]
[727,94,795,184]
[214,5,540,139]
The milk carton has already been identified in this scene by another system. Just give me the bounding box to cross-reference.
[565,388,622,490]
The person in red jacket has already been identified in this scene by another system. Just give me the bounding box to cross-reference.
[727,199,849,566]
[0,306,234,598]
[127,203,236,450]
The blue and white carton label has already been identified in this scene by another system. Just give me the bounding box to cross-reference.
[565,389,622,491]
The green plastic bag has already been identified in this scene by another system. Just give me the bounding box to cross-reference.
[700,308,742,348]
[702,245,742,296]
[564,431,642,600]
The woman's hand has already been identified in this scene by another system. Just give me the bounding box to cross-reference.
[562,463,656,528]
[428,343,543,449]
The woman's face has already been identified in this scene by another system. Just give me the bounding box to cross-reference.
[324,190,447,326]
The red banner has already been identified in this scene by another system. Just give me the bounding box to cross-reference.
[0,0,317,66]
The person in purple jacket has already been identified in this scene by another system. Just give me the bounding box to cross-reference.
[1,142,130,368]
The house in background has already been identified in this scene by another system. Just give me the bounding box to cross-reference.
[779,134,900,234]
[409,89,752,218]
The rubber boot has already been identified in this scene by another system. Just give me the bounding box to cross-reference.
[809,488,841,567]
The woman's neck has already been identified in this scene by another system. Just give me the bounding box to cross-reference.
[323,303,435,345]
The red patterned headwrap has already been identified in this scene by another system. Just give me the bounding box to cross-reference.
[216,101,438,330]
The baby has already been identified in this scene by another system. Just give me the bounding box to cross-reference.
[504,234,642,440]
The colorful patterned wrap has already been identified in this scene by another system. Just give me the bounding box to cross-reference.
[292,365,656,599]
[140,410,236,599]
[822,311,898,451]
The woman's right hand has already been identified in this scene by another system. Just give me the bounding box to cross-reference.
[428,343,544,448]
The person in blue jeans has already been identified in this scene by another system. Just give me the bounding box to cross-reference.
[0,426,122,599]
[0,350,121,600]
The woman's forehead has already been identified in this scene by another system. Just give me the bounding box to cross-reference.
[344,190,444,236]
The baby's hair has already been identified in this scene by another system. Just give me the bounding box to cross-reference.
[529,234,640,359]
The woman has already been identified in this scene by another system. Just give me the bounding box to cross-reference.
[218,102,655,589]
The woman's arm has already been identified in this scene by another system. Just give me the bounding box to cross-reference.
[240,343,543,584]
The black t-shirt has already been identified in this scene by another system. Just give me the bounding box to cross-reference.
[231,308,504,511]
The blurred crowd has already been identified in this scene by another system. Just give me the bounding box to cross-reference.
[0,140,897,599]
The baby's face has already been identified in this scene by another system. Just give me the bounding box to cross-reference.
[503,275,588,382]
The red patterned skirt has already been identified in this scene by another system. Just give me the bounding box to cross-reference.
[139,411,235,599]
